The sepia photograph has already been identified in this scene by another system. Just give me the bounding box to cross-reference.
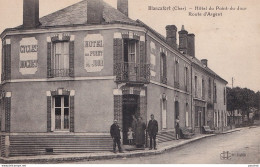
[0,0,259,165]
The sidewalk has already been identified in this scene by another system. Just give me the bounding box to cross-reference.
[0,128,243,164]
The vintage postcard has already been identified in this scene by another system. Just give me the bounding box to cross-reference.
[0,0,259,165]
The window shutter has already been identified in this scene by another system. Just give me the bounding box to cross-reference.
[5,44,11,81]
[70,96,75,132]
[47,96,51,132]
[139,41,148,81]
[69,41,74,77]
[113,38,123,79]
[139,41,145,64]
[1,44,5,81]
[47,42,53,78]
[5,97,11,132]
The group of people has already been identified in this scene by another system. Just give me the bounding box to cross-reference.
[110,114,158,153]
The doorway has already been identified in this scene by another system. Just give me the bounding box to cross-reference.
[122,95,139,145]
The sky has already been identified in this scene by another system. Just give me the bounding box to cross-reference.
[0,0,259,92]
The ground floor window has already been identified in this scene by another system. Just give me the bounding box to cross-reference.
[53,96,70,131]
[185,103,189,127]
[162,98,167,129]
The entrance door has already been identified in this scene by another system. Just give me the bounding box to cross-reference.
[122,95,139,145]
[198,111,202,133]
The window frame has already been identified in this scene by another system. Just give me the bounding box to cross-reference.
[161,98,167,129]
[195,76,198,97]
[160,53,167,84]
[52,95,70,132]
[52,41,70,77]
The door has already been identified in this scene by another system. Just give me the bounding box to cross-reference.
[122,95,139,145]
[198,111,202,133]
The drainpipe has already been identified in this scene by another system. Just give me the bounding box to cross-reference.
[145,28,149,148]
[190,62,193,131]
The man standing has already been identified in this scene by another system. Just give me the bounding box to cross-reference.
[110,120,123,153]
[147,114,158,150]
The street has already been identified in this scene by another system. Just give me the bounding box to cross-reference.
[78,126,260,164]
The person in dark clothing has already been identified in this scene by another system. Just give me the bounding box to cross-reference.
[110,120,123,153]
[135,117,146,148]
[175,118,180,140]
[147,114,158,150]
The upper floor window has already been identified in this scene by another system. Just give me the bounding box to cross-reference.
[160,53,167,84]
[214,83,217,103]
[53,42,69,77]
[47,35,74,78]
[202,79,205,99]
[124,39,137,64]
[174,61,179,83]
[224,88,226,105]
[195,76,198,97]
[208,78,212,99]
[184,67,188,91]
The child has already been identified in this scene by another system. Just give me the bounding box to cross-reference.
[127,127,134,145]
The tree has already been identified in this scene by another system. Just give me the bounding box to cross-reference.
[227,87,258,125]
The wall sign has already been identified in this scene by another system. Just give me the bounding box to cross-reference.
[84,34,104,72]
[19,37,38,75]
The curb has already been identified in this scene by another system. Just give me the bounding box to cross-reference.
[220,129,241,134]
[0,134,217,164]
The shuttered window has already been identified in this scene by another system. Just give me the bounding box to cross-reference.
[47,36,74,78]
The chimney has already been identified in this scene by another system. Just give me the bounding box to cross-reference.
[165,25,177,49]
[178,25,188,54]
[87,0,104,24]
[187,34,195,57]
[23,0,40,28]
[117,0,128,16]
[201,59,208,67]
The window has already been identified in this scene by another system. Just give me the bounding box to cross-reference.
[174,61,179,88]
[208,78,212,99]
[214,83,217,102]
[224,88,226,105]
[218,110,220,127]
[185,103,189,127]
[160,53,167,84]
[162,98,167,129]
[214,110,217,127]
[195,76,198,97]
[202,79,205,99]
[128,40,136,63]
[124,39,137,63]
[53,42,69,77]
[53,96,70,131]
[184,67,188,92]
[195,107,199,127]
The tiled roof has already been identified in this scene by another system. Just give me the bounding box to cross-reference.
[39,0,137,27]
[187,56,228,83]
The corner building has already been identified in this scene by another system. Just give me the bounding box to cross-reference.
[0,0,227,157]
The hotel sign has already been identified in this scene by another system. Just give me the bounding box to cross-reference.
[19,37,38,75]
[84,34,104,72]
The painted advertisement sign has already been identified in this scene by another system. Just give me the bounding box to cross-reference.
[19,37,38,75]
[84,34,104,72]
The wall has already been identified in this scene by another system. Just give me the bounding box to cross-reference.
[8,80,115,133]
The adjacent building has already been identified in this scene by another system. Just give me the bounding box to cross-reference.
[0,0,227,157]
